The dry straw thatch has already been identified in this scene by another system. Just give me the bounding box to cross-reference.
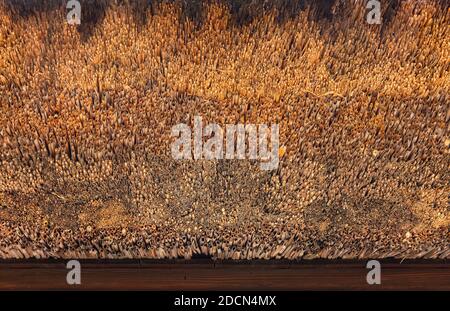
[0,0,448,259]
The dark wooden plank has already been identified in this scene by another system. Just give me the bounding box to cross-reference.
[0,261,448,290]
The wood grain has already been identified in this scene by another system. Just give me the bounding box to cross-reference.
[0,260,448,290]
